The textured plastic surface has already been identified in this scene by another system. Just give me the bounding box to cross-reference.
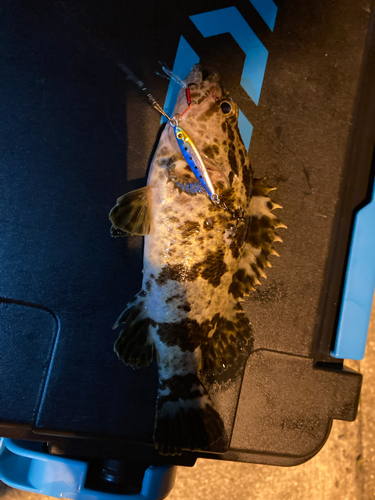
[0,439,176,500]
[332,181,375,360]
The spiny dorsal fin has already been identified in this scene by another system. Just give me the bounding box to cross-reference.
[227,178,286,301]
[109,186,151,236]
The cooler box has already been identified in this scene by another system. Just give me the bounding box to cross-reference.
[1,0,374,498]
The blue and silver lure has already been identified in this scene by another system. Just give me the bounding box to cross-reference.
[118,61,245,222]
[173,122,217,201]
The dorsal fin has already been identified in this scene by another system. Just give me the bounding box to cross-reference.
[109,186,151,236]
[228,178,286,300]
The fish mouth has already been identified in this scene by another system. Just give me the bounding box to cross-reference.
[186,64,220,87]
[185,64,203,86]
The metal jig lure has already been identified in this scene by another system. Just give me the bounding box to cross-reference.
[172,121,245,223]
[118,62,245,224]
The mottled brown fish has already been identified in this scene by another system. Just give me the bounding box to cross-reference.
[109,64,284,455]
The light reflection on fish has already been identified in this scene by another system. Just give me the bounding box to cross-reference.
[109,65,285,455]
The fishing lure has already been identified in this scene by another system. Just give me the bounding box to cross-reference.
[119,62,245,224]
[157,61,192,106]
[172,119,245,222]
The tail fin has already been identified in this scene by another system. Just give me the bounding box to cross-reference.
[113,292,155,369]
[154,374,225,455]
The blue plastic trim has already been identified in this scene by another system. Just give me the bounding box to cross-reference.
[161,36,199,123]
[238,110,253,151]
[331,179,375,360]
[0,439,176,500]
[250,0,278,31]
[190,7,268,106]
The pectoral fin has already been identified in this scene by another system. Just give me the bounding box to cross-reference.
[109,186,151,236]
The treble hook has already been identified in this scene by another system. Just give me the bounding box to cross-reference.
[210,195,246,225]
[156,62,192,106]
[157,62,188,88]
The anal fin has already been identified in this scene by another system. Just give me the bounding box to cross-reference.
[114,293,155,369]
[109,186,151,236]
[202,301,253,375]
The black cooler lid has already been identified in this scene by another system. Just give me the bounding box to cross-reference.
[1,0,374,469]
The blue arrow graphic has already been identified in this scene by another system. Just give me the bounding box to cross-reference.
[190,7,268,106]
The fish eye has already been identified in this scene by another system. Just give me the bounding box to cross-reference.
[220,101,232,114]
[177,131,183,139]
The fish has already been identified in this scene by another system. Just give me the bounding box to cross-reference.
[109,64,285,456]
